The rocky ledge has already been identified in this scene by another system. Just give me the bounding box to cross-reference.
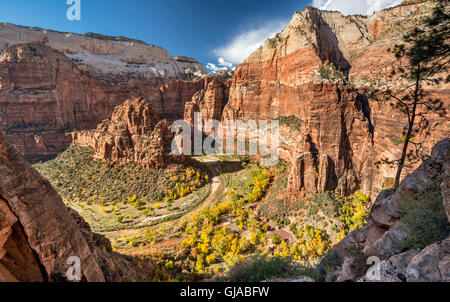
[320,139,450,282]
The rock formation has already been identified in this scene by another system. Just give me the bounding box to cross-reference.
[320,138,450,282]
[184,71,233,126]
[221,1,449,196]
[72,97,173,169]
[0,42,207,162]
[0,128,105,282]
[0,23,207,81]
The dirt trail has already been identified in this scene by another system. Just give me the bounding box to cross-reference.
[102,156,224,239]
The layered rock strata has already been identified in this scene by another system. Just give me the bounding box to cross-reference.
[72,97,173,169]
[0,128,105,282]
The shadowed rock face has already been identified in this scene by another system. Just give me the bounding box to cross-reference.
[0,197,44,282]
[320,139,450,282]
[0,129,105,282]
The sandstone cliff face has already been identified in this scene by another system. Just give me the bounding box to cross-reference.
[72,97,173,169]
[184,72,232,126]
[0,43,208,162]
[0,23,207,81]
[222,1,449,196]
[0,128,105,282]
[320,139,450,282]
[0,197,44,282]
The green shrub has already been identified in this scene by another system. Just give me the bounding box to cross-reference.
[317,250,343,282]
[318,64,344,81]
[117,214,125,223]
[165,260,174,270]
[33,144,210,208]
[397,178,450,251]
[268,33,283,48]
[226,255,299,282]
[275,115,304,132]
[271,234,282,245]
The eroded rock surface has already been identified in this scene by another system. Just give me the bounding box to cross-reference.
[184,72,232,126]
[0,43,207,162]
[321,139,450,282]
[0,128,105,281]
[0,197,44,282]
[72,97,174,169]
[222,1,449,196]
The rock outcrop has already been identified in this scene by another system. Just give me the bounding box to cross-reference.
[72,97,173,169]
[184,72,232,126]
[0,196,45,282]
[320,138,450,282]
[221,1,449,196]
[0,128,105,282]
[0,42,207,162]
[358,237,450,282]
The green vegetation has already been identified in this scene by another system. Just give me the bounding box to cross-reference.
[318,64,345,82]
[318,250,344,282]
[225,254,319,282]
[261,182,371,261]
[178,164,272,272]
[35,145,206,205]
[271,234,282,245]
[34,146,375,280]
[268,33,283,48]
[276,115,304,132]
[397,177,450,251]
[34,144,211,232]
[83,32,148,45]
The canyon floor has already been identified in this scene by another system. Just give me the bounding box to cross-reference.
[33,144,375,281]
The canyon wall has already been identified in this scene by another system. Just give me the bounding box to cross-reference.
[0,128,105,282]
[0,37,208,162]
[0,1,448,197]
[184,71,233,125]
[222,1,449,196]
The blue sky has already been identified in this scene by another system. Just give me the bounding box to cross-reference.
[0,0,403,72]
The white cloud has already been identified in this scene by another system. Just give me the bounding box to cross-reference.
[206,58,236,73]
[210,1,400,67]
[213,20,289,65]
[218,58,234,69]
[312,0,404,16]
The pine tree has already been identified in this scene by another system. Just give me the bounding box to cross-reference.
[370,0,449,187]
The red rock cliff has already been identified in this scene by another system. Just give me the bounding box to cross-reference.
[222,1,449,196]
[0,128,105,282]
[72,97,174,169]
[0,43,207,162]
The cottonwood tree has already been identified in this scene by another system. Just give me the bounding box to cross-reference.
[368,0,449,187]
